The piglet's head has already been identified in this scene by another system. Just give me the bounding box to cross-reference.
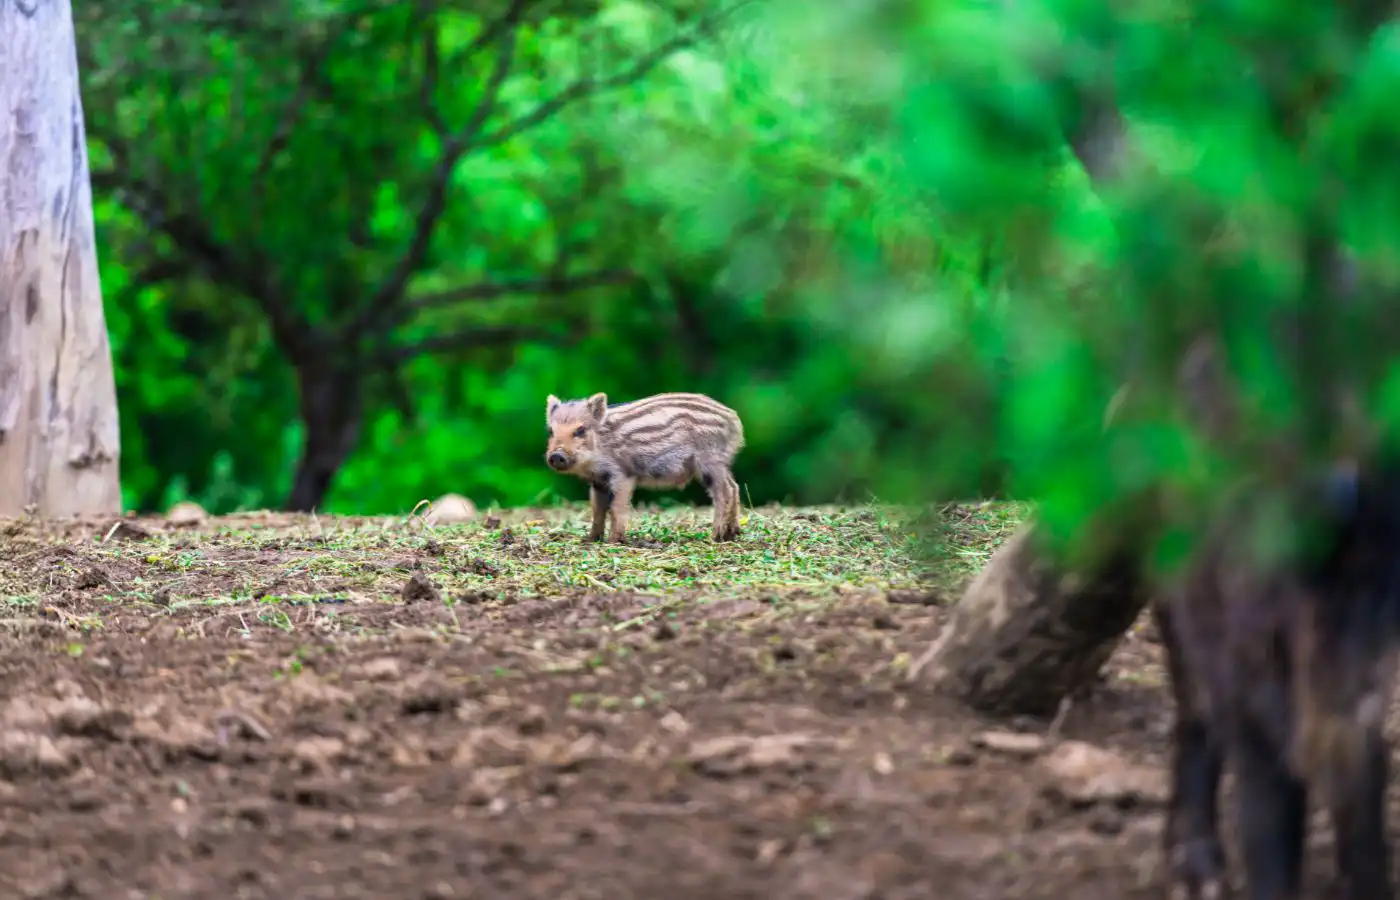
[544,393,608,474]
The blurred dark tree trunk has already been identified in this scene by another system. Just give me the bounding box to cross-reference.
[286,360,364,512]
[0,0,122,517]
[668,276,717,378]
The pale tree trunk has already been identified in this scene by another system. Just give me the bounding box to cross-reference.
[0,0,121,516]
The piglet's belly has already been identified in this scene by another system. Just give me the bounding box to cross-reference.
[634,472,693,490]
[620,455,699,490]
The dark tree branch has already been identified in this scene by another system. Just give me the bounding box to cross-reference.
[384,369,419,425]
[476,2,751,152]
[92,140,311,356]
[402,268,634,313]
[349,0,533,335]
[461,0,538,67]
[252,8,375,185]
[348,0,746,339]
[374,325,568,364]
[419,16,448,137]
[1062,89,1129,188]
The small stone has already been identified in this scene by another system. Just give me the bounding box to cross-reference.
[516,705,547,736]
[756,839,785,865]
[1039,740,1168,808]
[659,711,690,735]
[392,740,430,770]
[291,737,345,769]
[424,494,477,525]
[971,730,1049,758]
[687,733,828,777]
[361,657,402,681]
[332,815,356,839]
[52,696,129,739]
[34,736,72,774]
[167,502,208,527]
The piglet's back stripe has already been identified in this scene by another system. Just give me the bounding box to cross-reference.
[606,394,739,433]
[610,415,737,445]
[607,393,738,419]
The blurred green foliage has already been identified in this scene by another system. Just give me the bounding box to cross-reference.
[74,0,1400,552]
[77,0,1010,515]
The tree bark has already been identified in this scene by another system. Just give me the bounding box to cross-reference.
[914,335,1243,714]
[911,521,1151,716]
[285,361,363,512]
[0,0,121,517]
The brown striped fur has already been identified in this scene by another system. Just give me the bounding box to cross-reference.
[544,391,746,543]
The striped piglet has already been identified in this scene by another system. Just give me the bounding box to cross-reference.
[544,391,746,543]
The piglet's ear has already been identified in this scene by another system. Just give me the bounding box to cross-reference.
[546,394,561,421]
[587,392,608,422]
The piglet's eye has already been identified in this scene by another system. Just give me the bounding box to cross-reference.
[574,426,587,438]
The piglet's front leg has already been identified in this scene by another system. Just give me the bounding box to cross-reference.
[607,478,636,543]
[587,483,610,542]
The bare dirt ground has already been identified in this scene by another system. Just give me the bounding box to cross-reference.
[0,501,1373,899]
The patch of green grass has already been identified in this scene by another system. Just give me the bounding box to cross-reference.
[914,500,1028,587]
[0,501,1025,612]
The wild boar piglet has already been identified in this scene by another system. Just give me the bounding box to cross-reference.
[543,391,745,543]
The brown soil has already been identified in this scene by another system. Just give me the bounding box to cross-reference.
[0,509,1375,899]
